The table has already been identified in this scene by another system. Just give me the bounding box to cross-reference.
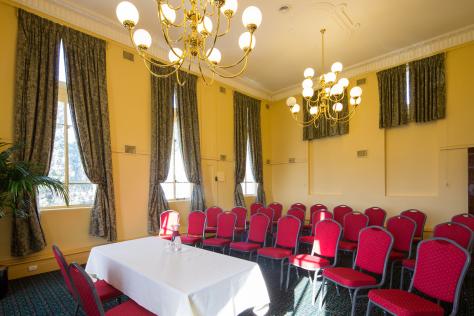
[86,237,270,316]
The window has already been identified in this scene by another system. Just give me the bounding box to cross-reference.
[38,44,96,208]
[242,142,257,195]
[161,95,191,200]
[406,64,410,107]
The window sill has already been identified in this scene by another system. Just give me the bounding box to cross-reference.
[244,195,257,197]
[167,199,191,203]
[40,205,93,212]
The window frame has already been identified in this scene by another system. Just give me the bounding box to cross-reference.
[242,141,257,196]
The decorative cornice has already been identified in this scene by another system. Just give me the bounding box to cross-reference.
[271,23,474,101]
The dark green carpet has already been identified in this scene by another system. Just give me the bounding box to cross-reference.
[1,255,473,315]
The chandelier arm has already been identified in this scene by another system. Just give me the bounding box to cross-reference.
[208,56,250,78]
[212,33,254,69]
[200,7,222,60]
[157,0,185,11]
[217,17,232,37]
[163,25,185,44]
[159,19,187,64]
[290,113,322,127]
[156,1,187,28]
[198,58,216,86]
[142,58,180,78]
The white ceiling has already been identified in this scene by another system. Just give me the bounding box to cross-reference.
[24,0,474,96]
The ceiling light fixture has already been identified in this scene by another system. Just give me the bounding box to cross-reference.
[116,0,262,85]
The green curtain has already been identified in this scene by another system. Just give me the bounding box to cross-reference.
[409,53,446,123]
[147,65,175,234]
[377,65,408,128]
[62,27,117,241]
[233,92,248,207]
[12,10,62,256]
[303,91,349,140]
[176,72,205,212]
[247,97,266,204]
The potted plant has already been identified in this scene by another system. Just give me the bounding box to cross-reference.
[0,140,68,298]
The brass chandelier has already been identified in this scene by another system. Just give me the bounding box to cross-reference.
[115,0,262,85]
[286,29,362,126]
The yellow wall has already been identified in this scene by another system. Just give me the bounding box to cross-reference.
[0,2,272,278]
[269,42,474,231]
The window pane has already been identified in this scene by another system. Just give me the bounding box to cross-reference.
[38,186,64,208]
[48,124,66,181]
[175,183,190,199]
[69,183,96,205]
[245,182,257,195]
[245,143,255,182]
[57,102,65,125]
[161,182,174,200]
[165,141,175,182]
[67,125,90,183]
[174,140,188,182]
[59,42,67,83]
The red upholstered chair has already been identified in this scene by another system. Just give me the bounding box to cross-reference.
[158,210,180,240]
[286,219,342,305]
[452,213,474,232]
[300,210,333,246]
[204,206,223,234]
[259,207,274,232]
[68,263,155,316]
[321,226,393,316]
[333,205,353,225]
[231,206,247,237]
[386,216,417,288]
[53,245,122,316]
[229,213,270,260]
[287,207,305,227]
[364,207,387,227]
[257,215,301,289]
[291,203,307,212]
[202,212,236,253]
[180,211,206,247]
[268,202,283,224]
[338,212,369,262]
[304,204,328,231]
[367,238,471,316]
[400,209,427,242]
[250,202,264,216]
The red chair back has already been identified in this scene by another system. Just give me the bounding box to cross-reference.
[248,213,271,244]
[216,212,236,239]
[231,207,247,229]
[412,238,470,305]
[310,204,328,213]
[287,207,305,226]
[68,263,104,316]
[52,245,74,297]
[187,211,206,237]
[355,226,393,275]
[259,207,274,224]
[333,205,353,225]
[364,207,387,226]
[275,215,301,250]
[400,209,426,239]
[205,206,223,229]
[268,202,283,222]
[312,219,342,259]
[433,222,473,250]
[387,216,417,254]
[159,210,180,236]
[452,213,474,231]
[291,203,307,211]
[250,202,264,216]
[310,210,333,235]
[342,212,369,242]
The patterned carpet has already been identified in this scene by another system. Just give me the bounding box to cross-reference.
[0,254,473,316]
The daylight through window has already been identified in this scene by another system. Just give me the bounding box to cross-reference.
[242,141,257,195]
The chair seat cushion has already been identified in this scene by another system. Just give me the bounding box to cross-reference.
[203,238,231,247]
[389,250,408,261]
[339,241,357,251]
[402,259,416,270]
[205,227,217,233]
[230,242,261,252]
[257,247,292,259]
[106,300,155,315]
[159,234,173,241]
[235,227,246,233]
[368,289,444,316]
[323,267,377,287]
[180,235,202,245]
[299,235,314,244]
[289,254,331,270]
[95,280,122,302]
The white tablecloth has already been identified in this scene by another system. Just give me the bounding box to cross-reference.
[86,237,269,316]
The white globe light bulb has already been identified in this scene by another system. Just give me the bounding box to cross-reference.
[309,106,319,115]
[350,86,362,98]
[221,0,238,16]
[332,102,343,112]
[338,77,349,88]
[330,84,344,96]
[302,79,313,89]
[286,97,297,107]
[206,48,222,64]
[198,16,213,34]
[355,97,362,105]
[325,72,336,83]
[324,87,331,95]
[242,6,262,29]
[133,29,152,49]
[291,103,300,114]
[304,67,315,78]
[350,98,356,106]
[160,3,176,23]
[238,32,256,51]
[331,62,343,73]
[302,88,314,98]
[116,1,139,26]
[168,48,183,63]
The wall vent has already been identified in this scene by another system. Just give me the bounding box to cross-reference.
[219,86,226,94]
[356,78,367,85]
[357,149,368,158]
[288,158,296,163]
[219,154,227,161]
[123,51,134,62]
[124,145,136,154]
[266,159,271,164]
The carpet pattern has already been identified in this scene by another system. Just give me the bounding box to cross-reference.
[0,254,473,315]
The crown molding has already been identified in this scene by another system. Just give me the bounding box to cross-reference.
[271,23,474,101]
[9,0,273,100]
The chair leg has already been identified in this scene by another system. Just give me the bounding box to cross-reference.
[279,260,285,289]
[319,277,326,310]
[335,284,340,296]
[366,300,373,316]
[350,288,360,316]
[311,270,321,306]
[389,261,397,288]
[74,302,80,316]
[285,264,292,291]
[400,266,405,289]
[307,270,313,284]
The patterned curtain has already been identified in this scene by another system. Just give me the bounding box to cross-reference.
[62,28,117,241]
[176,73,205,212]
[147,65,175,234]
[303,91,349,140]
[247,97,266,204]
[233,92,248,207]
[377,65,408,128]
[409,53,446,123]
[12,10,62,256]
